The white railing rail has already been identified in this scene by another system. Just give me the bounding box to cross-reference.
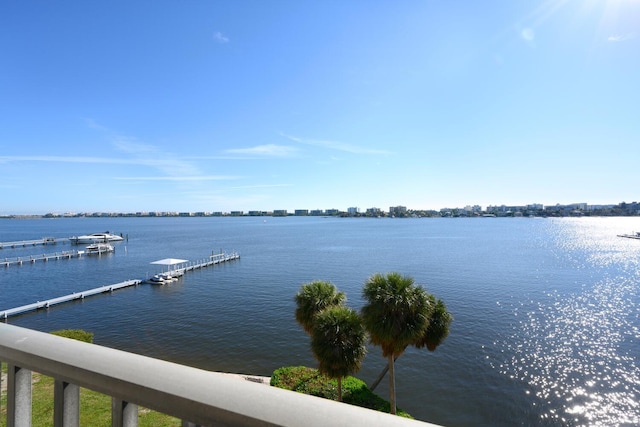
[0,323,437,427]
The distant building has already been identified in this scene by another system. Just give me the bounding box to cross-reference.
[389,206,407,216]
[366,207,382,216]
[294,209,309,216]
[347,207,359,216]
[273,210,288,216]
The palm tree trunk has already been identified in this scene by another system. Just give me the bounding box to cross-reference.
[369,356,399,392]
[338,377,343,402]
[388,354,396,415]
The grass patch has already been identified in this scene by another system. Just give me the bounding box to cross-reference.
[50,329,94,343]
[270,366,412,418]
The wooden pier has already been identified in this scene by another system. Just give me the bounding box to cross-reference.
[0,237,69,249]
[2,250,86,267]
[0,252,240,319]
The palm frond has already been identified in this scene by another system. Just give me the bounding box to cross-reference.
[311,306,367,381]
[294,281,346,334]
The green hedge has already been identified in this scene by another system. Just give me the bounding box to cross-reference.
[50,329,94,343]
[270,366,412,418]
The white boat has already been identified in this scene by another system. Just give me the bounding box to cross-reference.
[147,272,177,284]
[617,232,640,240]
[85,243,114,255]
[147,274,166,284]
[70,232,124,244]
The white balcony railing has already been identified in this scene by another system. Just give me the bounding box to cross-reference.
[0,323,437,426]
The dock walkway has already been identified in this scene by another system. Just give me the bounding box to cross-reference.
[180,252,240,273]
[0,237,69,249]
[0,252,240,319]
[2,250,86,267]
[0,280,142,319]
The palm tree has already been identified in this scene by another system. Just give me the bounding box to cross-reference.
[295,281,346,335]
[361,272,430,415]
[368,294,452,391]
[311,306,367,401]
[414,295,452,351]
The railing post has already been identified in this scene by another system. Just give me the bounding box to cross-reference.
[54,380,80,427]
[1,360,3,421]
[6,364,32,427]
[112,398,138,427]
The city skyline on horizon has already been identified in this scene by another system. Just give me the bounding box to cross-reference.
[5,199,636,217]
[1,2,638,216]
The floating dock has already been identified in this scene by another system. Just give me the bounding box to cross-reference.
[0,280,142,319]
[0,237,69,249]
[2,250,87,267]
[181,252,240,272]
[0,252,240,319]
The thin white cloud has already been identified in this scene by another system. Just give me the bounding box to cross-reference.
[111,136,204,178]
[115,175,240,181]
[0,155,138,165]
[213,31,229,44]
[226,184,293,190]
[85,118,109,131]
[0,154,207,171]
[225,144,299,157]
[280,133,392,155]
[0,139,213,183]
[608,34,633,42]
[112,136,158,154]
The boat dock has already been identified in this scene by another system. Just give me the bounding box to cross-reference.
[182,252,240,272]
[0,280,142,319]
[2,250,87,267]
[0,237,69,249]
[0,252,240,319]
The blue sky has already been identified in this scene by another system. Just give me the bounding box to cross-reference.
[1,1,638,215]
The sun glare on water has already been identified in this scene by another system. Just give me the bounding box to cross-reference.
[493,219,640,426]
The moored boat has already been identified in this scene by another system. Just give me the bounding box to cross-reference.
[617,232,640,240]
[147,274,166,284]
[70,232,123,244]
[85,243,115,255]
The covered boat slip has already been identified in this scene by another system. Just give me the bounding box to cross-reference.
[151,257,189,272]
[147,258,189,283]
[147,253,240,283]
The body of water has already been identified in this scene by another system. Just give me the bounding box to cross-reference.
[1,216,639,426]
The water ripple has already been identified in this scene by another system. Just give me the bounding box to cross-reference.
[496,276,639,426]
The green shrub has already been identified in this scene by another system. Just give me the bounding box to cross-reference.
[271,366,412,418]
[50,329,94,343]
